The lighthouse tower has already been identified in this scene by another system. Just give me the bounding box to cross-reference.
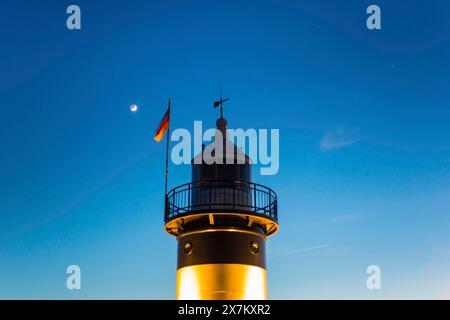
[164,114,279,300]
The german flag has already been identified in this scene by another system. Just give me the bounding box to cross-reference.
[154,103,170,142]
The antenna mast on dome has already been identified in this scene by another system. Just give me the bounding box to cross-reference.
[213,84,230,118]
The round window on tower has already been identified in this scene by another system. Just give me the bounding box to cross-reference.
[250,241,260,255]
[184,241,193,255]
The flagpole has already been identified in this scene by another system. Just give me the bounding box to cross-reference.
[165,98,171,197]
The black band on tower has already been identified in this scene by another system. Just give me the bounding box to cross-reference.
[177,230,266,269]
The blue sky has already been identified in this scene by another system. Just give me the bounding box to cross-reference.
[0,0,449,299]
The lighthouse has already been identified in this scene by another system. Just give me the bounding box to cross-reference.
[164,111,279,300]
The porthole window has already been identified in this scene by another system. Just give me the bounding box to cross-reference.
[184,241,193,255]
[250,241,260,255]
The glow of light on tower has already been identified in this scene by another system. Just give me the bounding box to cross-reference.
[177,267,200,300]
[243,266,267,300]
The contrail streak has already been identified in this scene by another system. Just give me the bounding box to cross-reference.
[270,244,328,258]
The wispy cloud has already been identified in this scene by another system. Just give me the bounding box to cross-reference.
[319,126,360,151]
[270,244,328,258]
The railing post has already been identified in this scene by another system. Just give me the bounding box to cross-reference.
[188,184,191,210]
[253,184,256,211]
[274,195,277,219]
[233,181,235,209]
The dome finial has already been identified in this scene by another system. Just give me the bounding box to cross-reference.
[216,116,228,137]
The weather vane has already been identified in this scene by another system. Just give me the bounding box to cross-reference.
[213,84,229,118]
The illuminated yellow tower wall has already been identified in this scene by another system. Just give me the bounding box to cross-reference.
[164,116,278,300]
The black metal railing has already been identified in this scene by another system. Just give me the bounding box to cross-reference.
[164,180,278,223]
